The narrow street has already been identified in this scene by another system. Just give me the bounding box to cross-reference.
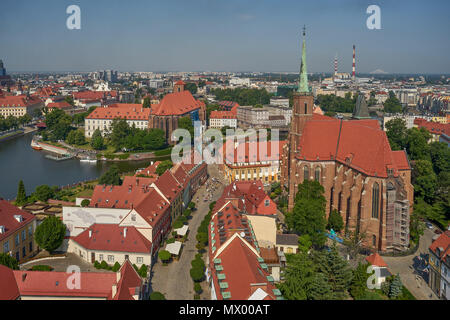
[149,164,225,300]
[383,228,439,300]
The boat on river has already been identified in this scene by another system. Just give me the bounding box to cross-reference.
[30,139,43,150]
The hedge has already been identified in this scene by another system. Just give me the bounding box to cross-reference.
[31,265,53,271]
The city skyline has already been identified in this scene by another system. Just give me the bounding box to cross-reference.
[1,0,449,74]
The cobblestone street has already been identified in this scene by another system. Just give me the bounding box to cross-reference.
[149,164,225,300]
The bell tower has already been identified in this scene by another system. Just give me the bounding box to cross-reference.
[286,26,314,210]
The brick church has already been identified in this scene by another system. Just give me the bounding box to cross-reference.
[280,30,414,252]
[148,81,206,144]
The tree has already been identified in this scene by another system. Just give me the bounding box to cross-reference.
[98,165,122,186]
[312,245,352,299]
[0,253,19,270]
[278,252,315,300]
[429,141,450,175]
[185,83,198,94]
[389,274,402,299]
[190,266,204,282]
[297,234,312,254]
[150,291,165,300]
[158,250,171,263]
[80,199,90,207]
[383,91,402,113]
[65,95,74,106]
[34,216,66,252]
[142,97,151,108]
[409,209,425,244]
[196,232,208,246]
[91,129,105,150]
[178,116,194,137]
[411,160,437,204]
[138,264,148,277]
[111,261,121,272]
[286,180,327,247]
[385,118,407,151]
[349,262,370,299]
[156,160,173,176]
[110,118,131,150]
[33,185,55,202]
[16,180,27,205]
[194,282,202,294]
[406,127,431,161]
[327,209,344,233]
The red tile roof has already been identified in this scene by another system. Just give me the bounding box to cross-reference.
[222,140,287,164]
[12,260,142,300]
[72,224,152,254]
[150,90,204,116]
[0,95,42,108]
[210,234,276,300]
[210,110,236,119]
[0,200,36,242]
[73,90,117,101]
[0,265,20,300]
[365,253,388,267]
[86,104,150,120]
[47,101,71,109]
[296,116,404,178]
[414,118,450,136]
[429,230,450,262]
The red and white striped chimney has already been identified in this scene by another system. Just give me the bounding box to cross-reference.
[352,45,356,80]
[334,54,338,76]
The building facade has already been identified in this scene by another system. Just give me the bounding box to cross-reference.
[280,31,413,252]
[0,200,38,263]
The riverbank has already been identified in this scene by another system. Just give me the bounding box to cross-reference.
[0,129,24,142]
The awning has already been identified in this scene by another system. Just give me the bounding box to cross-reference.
[165,241,182,256]
[174,225,189,237]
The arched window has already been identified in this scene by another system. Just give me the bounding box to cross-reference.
[372,235,377,247]
[314,167,321,181]
[304,166,309,181]
[372,182,380,219]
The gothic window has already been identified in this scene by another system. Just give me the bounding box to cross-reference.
[314,167,320,181]
[372,182,380,219]
[304,102,307,114]
[304,166,309,181]
[372,235,377,247]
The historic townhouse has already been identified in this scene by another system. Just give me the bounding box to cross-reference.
[280,30,413,252]
[0,200,38,263]
[0,92,43,118]
[428,231,450,300]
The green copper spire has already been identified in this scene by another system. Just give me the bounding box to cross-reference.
[297,25,309,93]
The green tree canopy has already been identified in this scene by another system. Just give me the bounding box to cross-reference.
[0,253,19,270]
[33,185,55,202]
[286,180,327,247]
[158,250,171,262]
[91,129,105,150]
[327,209,344,233]
[385,118,407,151]
[99,165,122,186]
[156,160,173,176]
[16,180,27,205]
[150,291,166,300]
[383,91,403,113]
[34,215,66,252]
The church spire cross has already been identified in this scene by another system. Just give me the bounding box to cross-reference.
[298,26,309,93]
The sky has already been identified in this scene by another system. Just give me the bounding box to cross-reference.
[0,0,449,74]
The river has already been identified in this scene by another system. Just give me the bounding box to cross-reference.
[0,133,156,200]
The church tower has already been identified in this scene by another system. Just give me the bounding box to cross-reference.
[284,26,315,210]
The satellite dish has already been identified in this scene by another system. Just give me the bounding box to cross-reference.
[240,232,245,238]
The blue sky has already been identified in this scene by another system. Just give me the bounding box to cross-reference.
[1,0,449,73]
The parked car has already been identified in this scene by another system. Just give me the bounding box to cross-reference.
[426,222,433,229]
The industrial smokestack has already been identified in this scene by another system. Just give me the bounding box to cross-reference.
[352,45,356,81]
[334,54,338,77]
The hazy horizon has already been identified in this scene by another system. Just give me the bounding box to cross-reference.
[1,0,449,74]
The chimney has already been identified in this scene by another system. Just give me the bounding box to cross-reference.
[123,227,127,238]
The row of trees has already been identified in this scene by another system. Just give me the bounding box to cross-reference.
[108,118,166,152]
[15,180,59,205]
[210,88,272,106]
[315,92,357,114]
[386,118,449,230]
[0,114,32,132]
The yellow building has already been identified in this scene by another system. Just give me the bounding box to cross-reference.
[0,200,38,264]
[221,140,286,184]
[0,94,43,118]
